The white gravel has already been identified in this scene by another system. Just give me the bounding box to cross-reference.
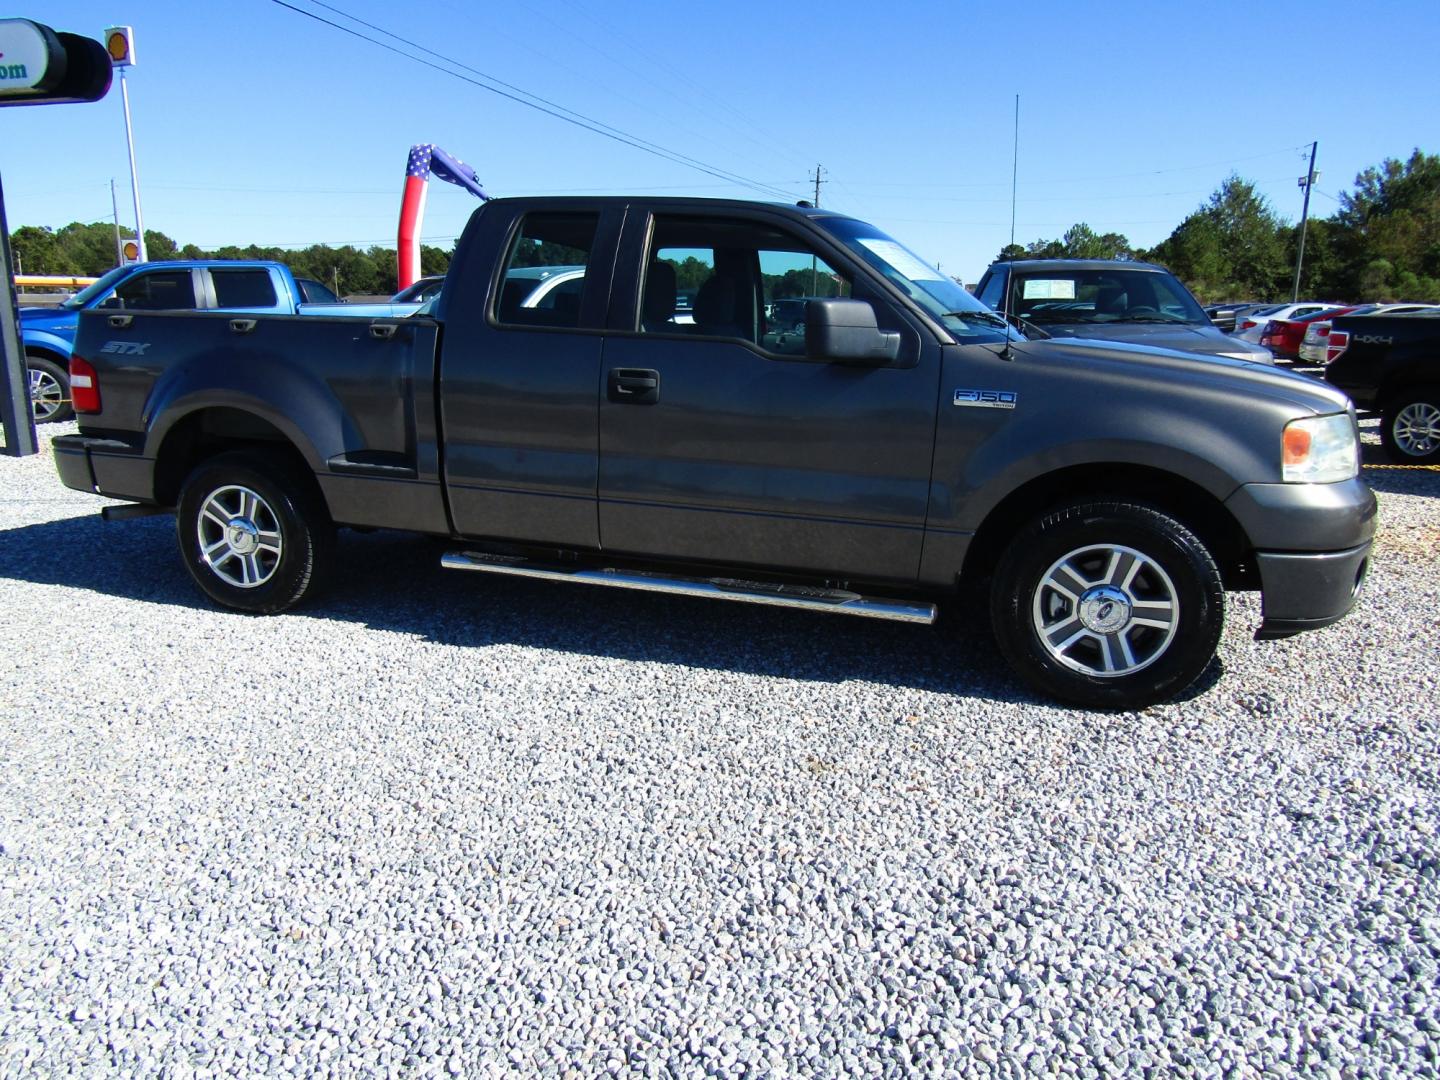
[2,421,1438,1077]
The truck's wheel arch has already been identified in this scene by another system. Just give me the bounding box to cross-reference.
[151,406,330,516]
[960,462,1255,590]
[22,342,69,368]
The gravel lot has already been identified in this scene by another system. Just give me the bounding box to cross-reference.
[2,420,1437,1078]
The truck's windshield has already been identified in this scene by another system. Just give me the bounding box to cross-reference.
[817,217,1012,342]
[1010,268,1209,326]
[61,265,132,309]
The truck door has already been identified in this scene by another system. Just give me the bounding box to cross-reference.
[439,207,618,549]
[597,209,939,583]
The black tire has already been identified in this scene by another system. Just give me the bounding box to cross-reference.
[1381,385,1440,463]
[27,354,72,424]
[176,451,335,614]
[990,500,1224,710]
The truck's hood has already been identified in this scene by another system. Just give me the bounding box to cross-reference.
[1038,321,1273,364]
[1030,336,1352,416]
[19,306,79,337]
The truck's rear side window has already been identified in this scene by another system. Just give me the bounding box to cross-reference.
[494,213,597,329]
[212,269,278,309]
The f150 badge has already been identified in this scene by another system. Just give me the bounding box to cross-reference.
[953,388,1017,410]
[100,340,150,356]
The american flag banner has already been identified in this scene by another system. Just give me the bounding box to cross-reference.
[398,144,490,289]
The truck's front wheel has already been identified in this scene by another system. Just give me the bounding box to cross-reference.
[990,501,1224,709]
[1382,386,1440,463]
[177,452,334,614]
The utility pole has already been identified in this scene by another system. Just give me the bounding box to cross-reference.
[1291,141,1318,303]
[809,164,825,295]
[110,178,123,266]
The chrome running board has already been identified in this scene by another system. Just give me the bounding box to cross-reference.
[440,551,937,625]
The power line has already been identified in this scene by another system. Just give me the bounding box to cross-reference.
[830,145,1318,191]
[270,0,799,203]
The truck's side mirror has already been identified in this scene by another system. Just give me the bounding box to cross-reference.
[805,299,901,364]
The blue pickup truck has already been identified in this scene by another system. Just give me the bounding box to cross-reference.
[22,261,419,422]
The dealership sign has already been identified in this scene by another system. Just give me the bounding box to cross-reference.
[0,19,110,106]
[0,19,62,95]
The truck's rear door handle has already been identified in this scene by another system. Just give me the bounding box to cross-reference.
[369,322,399,340]
[608,368,660,404]
[107,315,133,329]
[229,318,257,334]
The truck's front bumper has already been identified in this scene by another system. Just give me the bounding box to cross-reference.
[1224,477,1377,640]
[52,434,154,503]
[1253,542,1372,639]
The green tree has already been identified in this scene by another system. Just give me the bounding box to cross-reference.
[1149,176,1288,301]
[1012,223,1135,262]
[1331,150,1440,300]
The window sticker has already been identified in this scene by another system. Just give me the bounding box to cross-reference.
[1022,278,1076,300]
[858,239,944,282]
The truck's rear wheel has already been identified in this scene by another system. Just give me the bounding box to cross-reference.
[1382,386,1440,463]
[28,354,72,423]
[990,501,1224,709]
[177,452,334,614]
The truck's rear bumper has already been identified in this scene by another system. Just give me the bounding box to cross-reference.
[51,434,154,503]
[1253,541,1372,639]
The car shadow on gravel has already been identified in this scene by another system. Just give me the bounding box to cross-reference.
[2,513,1091,705]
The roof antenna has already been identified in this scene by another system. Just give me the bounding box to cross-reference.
[999,93,1020,360]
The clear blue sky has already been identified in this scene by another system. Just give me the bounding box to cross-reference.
[4,0,1438,282]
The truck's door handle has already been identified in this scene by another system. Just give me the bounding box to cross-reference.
[229,318,257,334]
[369,322,399,340]
[608,368,660,404]
[107,315,133,329]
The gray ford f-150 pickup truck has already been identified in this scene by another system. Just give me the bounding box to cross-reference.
[53,197,1376,708]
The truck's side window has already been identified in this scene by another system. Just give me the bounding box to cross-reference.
[494,213,597,329]
[640,216,850,354]
[211,269,278,308]
[107,270,198,311]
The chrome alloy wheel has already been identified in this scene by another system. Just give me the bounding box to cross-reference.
[1031,544,1180,678]
[1393,401,1440,457]
[196,485,282,588]
[29,366,64,421]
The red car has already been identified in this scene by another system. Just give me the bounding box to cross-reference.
[1259,306,1355,360]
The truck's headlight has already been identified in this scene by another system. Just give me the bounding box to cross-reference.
[1282,413,1358,483]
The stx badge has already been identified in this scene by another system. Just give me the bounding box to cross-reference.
[100,341,150,356]
[953,388,1017,410]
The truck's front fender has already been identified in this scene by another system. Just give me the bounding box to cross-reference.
[21,327,75,361]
